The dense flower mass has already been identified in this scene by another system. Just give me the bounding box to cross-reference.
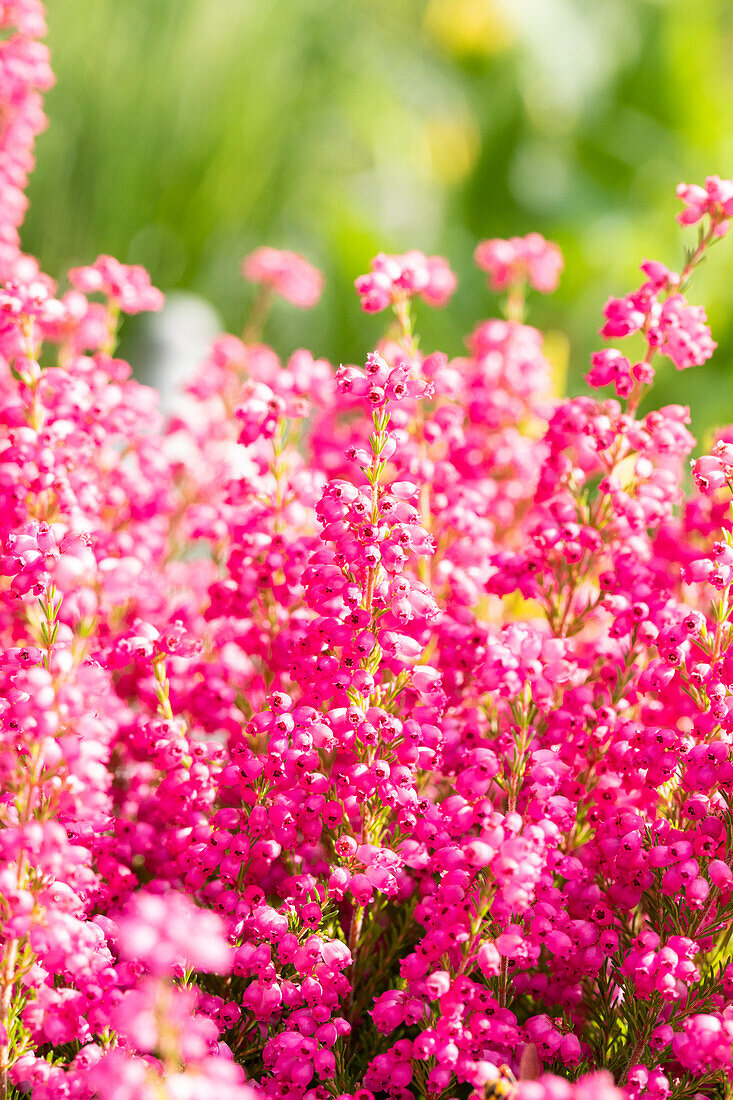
[3,5,733,1100]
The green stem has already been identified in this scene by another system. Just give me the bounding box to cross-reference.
[243,284,274,343]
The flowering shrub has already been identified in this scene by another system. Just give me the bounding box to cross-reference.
[4,5,733,1100]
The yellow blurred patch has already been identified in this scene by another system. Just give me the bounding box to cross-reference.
[612,453,638,489]
[482,592,544,624]
[542,330,569,399]
[421,114,480,185]
[504,592,544,621]
[423,0,516,57]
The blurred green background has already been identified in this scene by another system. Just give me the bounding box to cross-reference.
[22,0,733,440]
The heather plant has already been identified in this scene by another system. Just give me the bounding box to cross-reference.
[3,5,733,1100]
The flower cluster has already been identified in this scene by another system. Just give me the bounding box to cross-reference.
[676,174,733,233]
[4,6,733,1100]
[474,233,563,294]
[354,251,457,312]
[597,259,716,379]
[69,255,165,316]
[242,247,324,310]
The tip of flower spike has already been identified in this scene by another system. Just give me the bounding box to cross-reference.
[676,175,733,231]
[69,255,164,315]
[355,251,457,312]
[241,246,323,309]
[474,233,563,294]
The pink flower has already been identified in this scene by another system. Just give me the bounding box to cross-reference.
[241,246,323,308]
[656,293,716,369]
[115,891,233,976]
[475,233,563,293]
[69,255,164,314]
[355,250,457,313]
[586,348,634,396]
[677,175,733,233]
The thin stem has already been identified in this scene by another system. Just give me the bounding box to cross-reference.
[103,300,121,356]
[505,280,526,324]
[681,218,721,285]
[347,903,365,1010]
[0,740,44,1095]
[619,994,661,1085]
[0,931,20,1097]
[243,284,274,343]
[393,295,432,583]
[153,654,174,720]
[498,955,509,1009]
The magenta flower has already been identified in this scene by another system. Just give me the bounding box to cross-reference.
[475,232,563,293]
[241,246,323,308]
